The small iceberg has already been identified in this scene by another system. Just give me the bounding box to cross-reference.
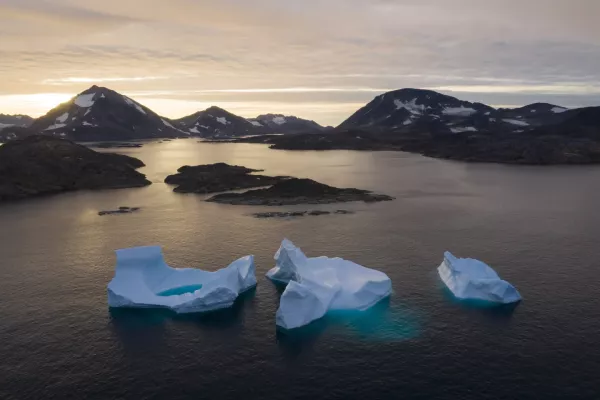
[438,251,521,304]
[107,246,256,313]
[267,239,392,330]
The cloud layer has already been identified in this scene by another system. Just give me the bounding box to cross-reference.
[1,0,599,124]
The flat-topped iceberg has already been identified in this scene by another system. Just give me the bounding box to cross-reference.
[267,239,392,329]
[108,246,256,313]
[438,251,521,304]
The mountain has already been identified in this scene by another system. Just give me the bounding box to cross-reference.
[0,135,150,201]
[337,88,575,135]
[174,107,329,137]
[226,89,600,164]
[27,86,184,141]
[248,114,326,134]
[0,114,34,130]
[174,106,261,137]
[338,88,494,132]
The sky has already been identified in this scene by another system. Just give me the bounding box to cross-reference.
[0,0,599,126]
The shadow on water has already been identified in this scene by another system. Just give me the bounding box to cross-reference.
[109,288,257,351]
[276,296,420,358]
[439,285,520,323]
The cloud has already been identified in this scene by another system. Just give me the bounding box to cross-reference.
[1,0,599,125]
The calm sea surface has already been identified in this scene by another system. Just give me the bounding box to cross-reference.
[1,140,599,399]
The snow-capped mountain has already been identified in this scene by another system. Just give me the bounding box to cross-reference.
[0,114,34,131]
[174,106,260,137]
[28,86,184,141]
[338,88,575,134]
[338,88,493,131]
[248,114,326,134]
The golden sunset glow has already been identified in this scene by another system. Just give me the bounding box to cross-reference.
[1,1,599,124]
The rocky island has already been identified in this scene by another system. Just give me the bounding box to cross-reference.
[165,162,287,194]
[0,135,151,201]
[207,178,394,206]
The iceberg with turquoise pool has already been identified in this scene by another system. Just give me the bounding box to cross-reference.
[438,251,521,304]
[267,239,392,329]
[107,246,256,313]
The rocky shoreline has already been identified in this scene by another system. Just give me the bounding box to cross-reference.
[0,136,151,202]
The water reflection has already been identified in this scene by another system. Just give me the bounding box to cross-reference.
[276,296,420,357]
[440,286,520,323]
[109,288,257,353]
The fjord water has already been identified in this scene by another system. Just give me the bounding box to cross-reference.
[1,140,599,400]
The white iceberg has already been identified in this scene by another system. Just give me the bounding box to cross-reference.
[438,251,521,304]
[107,246,256,313]
[267,239,392,329]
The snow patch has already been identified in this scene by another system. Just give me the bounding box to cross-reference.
[0,123,14,129]
[123,96,147,114]
[189,127,200,134]
[503,119,529,126]
[450,126,477,133]
[56,112,69,123]
[442,106,477,116]
[403,119,412,125]
[161,119,175,128]
[45,123,67,131]
[394,98,426,115]
[216,117,230,125]
[250,120,263,127]
[551,106,567,113]
[74,93,95,108]
[272,116,287,125]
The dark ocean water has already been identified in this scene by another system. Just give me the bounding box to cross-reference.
[1,140,599,400]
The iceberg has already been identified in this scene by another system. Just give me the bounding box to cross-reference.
[438,251,521,304]
[107,246,256,313]
[267,239,392,329]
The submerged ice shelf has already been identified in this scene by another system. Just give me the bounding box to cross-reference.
[107,246,256,313]
[267,239,392,330]
[438,251,521,304]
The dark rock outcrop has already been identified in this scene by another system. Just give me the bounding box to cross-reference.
[207,178,394,205]
[98,206,141,216]
[0,136,151,201]
[165,162,287,194]
[93,142,143,149]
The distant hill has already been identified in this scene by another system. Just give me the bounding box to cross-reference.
[248,114,326,134]
[0,114,34,130]
[0,114,34,141]
[173,106,261,137]
[174,108,327,137]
